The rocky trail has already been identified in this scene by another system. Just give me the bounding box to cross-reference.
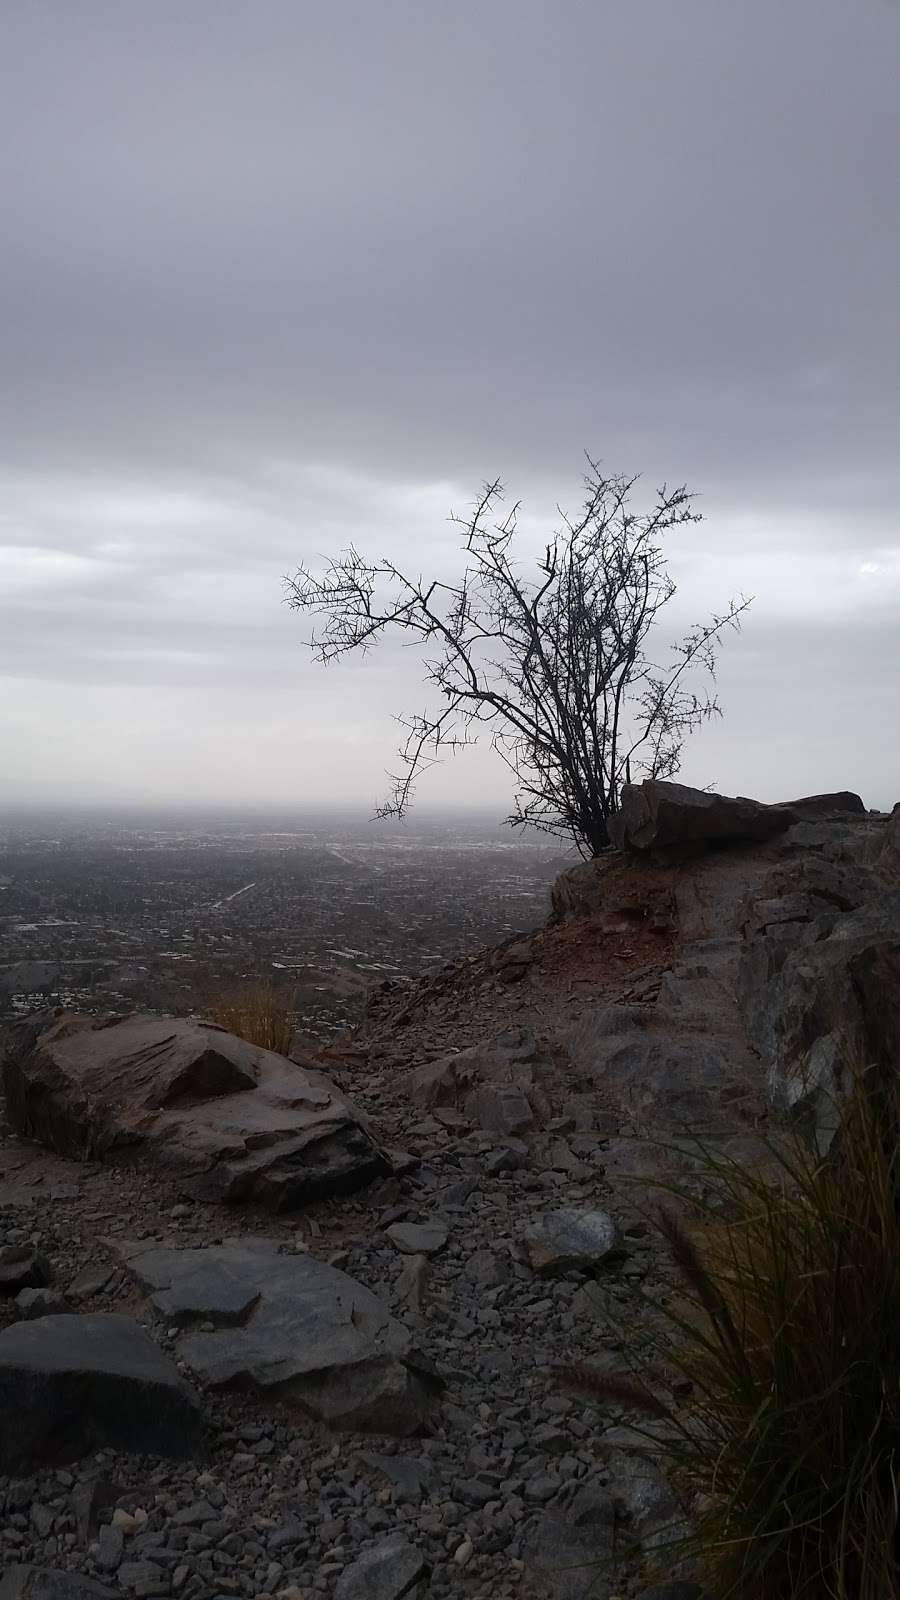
[0,782,897,1600]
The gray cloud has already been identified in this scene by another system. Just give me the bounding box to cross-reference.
[1,0,898,811]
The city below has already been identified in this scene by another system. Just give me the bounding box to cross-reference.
[0,806,571,1037]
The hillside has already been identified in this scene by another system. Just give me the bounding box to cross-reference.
[0,782,897,1600]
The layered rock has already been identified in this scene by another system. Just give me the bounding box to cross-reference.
[608,779,866,854]
[563,786,896,1138]
[1,1012,390,1210]
[125,1237,442,1435]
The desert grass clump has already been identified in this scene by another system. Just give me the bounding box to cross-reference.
[559,1065,900,1599]
[197,976,297,1056]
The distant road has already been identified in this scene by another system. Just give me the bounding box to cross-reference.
[210,881,257,911]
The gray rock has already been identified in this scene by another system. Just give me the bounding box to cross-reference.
[385,1222,447,1256]
[126,1238,441,1435]
[523,1485,615,1599]
[484,1143,528,1175]
[602,1433,686,1555]
[465,1083,534,1135]
[0,1313,203,1470]
[610,780,796,852]
[334,1537,429,1600]
[0,1575,115,1600]
[15,1288,68,1319]
[68,1265,115,1302]
[0,1246,52,1294]
[95,1524,125,1571]
[568,1000,756,1125]
[116,1564,169,1598]
[775,791,866,818]
[465,1249,511,1287]
[71,1474,122,1546]
[523,1210,623,1275]
[1,1011,389,1212]
[396,1252,430,1318]
[358,1452,439,1503]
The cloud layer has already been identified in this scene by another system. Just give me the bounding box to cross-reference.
[2,1,898,812]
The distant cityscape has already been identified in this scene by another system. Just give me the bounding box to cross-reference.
[0,808,571,1037]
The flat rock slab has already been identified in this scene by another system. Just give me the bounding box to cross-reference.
[335,1538,430,1599]
[385,1221,448,1255]
[2,1011,390,1211]
[126,1238,441,1435]
[0,1571,117,1600]
[524,1209,623,1275]
[0,1313,204,1471]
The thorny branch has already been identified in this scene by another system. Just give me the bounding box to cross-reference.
[284,457,751,857]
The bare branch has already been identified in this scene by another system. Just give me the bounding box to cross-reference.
[284,460,749,856]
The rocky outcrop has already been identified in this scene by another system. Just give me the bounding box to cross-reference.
[563,787,896,1136]
[125,1237,442,1435]
[607,780,868,854]
[0,1313,204,1470]
[1,1012,390,1210]
[608,780,798,852]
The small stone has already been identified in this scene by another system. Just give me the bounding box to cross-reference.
[15,1288,68,1320]
[68,1265,115,1302]
[116,1561,169,1597]
[334,1536,429,1599]
[0,1247,52,1294]
[396,1253,429,1316]
[96,1524,124,1572]
[523,1209,623,1276]
[453,1538,474,1566]
[72,1474,121,1546]
[386,1222,448,1256]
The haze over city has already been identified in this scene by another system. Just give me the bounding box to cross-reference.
[2,1,898,814]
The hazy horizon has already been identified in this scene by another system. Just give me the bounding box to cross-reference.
[3,2,898,815]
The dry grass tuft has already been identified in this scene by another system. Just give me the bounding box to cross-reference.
[561,1063,900,1599]
[197,976,298,1056]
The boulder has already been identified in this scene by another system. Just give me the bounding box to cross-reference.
[125,1237,441,1435]
[609,781,796,852]
[1,1011,390,1210]
[0,1313,203,1470]
[523,1209,623,1275]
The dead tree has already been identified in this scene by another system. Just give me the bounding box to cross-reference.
[284,458,750,857]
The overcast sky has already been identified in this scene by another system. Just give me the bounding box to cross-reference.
[2,0,898,817]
